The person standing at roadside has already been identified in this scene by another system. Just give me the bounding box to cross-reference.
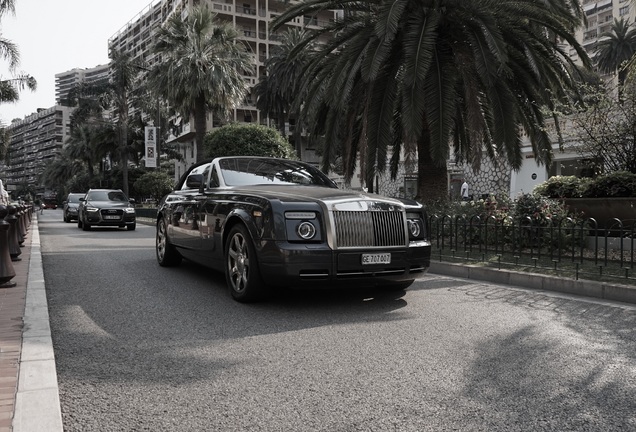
[0,180,9,205]
[461,180,469,201]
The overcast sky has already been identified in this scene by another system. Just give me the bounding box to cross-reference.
[0,0,157,124]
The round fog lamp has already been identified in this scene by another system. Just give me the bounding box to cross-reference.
[297,221,316,240]
[408,220,421,237]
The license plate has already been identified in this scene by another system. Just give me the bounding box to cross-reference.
[361,253,391,265]
[103,215,120,220]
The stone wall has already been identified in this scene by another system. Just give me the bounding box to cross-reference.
[459,156,511,200]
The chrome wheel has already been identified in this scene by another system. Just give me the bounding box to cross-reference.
[156,218,181,266]
[228,231,250,293]
[225,225,266,302]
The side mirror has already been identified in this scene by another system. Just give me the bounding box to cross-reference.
[129,198,136,204]
[79,198,85,202]
[186,174,204,189]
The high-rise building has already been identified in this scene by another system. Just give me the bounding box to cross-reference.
[2,106,73,199]
[55,64,110,106]
[108,0,338,180]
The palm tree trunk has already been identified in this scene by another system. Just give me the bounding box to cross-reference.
[121,121,129,196]
[194,95,207,163]
[415,130,448,203]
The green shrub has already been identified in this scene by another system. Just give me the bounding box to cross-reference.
[580,171,636,197]
[532,175,586,198]
[204,123,297,160]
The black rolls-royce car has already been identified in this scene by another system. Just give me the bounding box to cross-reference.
[156,157,431,302]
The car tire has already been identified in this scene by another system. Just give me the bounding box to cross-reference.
[77,218,83,229]
[225,224,268,303]
[127,223,136,231]
[156,218,181,266]
[82,220,91,231]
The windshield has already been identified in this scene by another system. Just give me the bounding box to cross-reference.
[87,191,129,202]
[68,194,83,203]
[219,158,336,188]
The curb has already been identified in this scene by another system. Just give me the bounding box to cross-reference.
[12,218,63,432]
[429,261,636,305]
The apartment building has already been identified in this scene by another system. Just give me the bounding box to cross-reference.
[108,0,337,181]
[2,106,73,199]
[54,64,110,106]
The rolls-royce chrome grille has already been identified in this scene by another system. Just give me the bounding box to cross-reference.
[333,210,406,248]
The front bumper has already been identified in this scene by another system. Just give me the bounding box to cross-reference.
[84,211,136,226]
[257,240,431,288]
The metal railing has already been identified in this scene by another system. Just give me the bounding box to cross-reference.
[429,215,636,285]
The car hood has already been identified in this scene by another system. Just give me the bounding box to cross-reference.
[85,200,133,208]
[66,203,80,208]
[228,185,420,207]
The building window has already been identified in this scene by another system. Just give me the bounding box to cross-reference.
[620,5,629,15]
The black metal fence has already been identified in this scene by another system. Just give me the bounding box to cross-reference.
[429,215,636,285]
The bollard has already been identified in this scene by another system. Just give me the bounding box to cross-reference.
[16,205,26,245]
[6,205,21,261]
[0,205,16,288]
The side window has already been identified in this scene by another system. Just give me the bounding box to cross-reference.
[201,165,211,189]
[210,167,220,188]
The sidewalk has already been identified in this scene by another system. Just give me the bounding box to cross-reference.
[0,216,63,432]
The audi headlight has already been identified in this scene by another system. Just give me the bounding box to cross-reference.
[124,207,136,214]
[86,206,99,213]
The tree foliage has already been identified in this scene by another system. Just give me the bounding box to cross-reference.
[133,171,174,201]
[204,123,297,160]
[149,5,252,164]
[595,18,636,88]
[270,0,590,202]
[568,82,636,174]
[0,0,36,111]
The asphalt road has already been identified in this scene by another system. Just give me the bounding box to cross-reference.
[38,209,636,431]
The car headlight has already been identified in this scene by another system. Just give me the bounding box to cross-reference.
[406,213,425,240]
[124,207,136,214]
[285,211,322,242]
[297,221,316,240]
[86,206,99,212]
[408,219,421,237]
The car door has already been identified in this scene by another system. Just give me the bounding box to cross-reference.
[170,164,212,251]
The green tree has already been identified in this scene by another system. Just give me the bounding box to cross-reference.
[133,171,174,202]
[64,51,142,196]
[272,0,590,201]
[253,28,314,137]
[595,18,636,89]
[568,82,636,174]
[149,5,252,164]
[0,0,36,108]
[204,123,297,160]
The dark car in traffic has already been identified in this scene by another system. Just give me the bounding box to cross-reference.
[155,157,431,302]
[63,192,85,222]
[77,189,136,231]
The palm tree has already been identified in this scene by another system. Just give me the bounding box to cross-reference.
[271,0,590,201]
[69,50,140,195]
[65,124,100,179]
[149,5,252,164]
[0,0,36,107]
[107,49,139,196]
[595,18,636,89]
[254,28,315,137]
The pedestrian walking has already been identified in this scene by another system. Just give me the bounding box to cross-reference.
[461,180,470,201]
